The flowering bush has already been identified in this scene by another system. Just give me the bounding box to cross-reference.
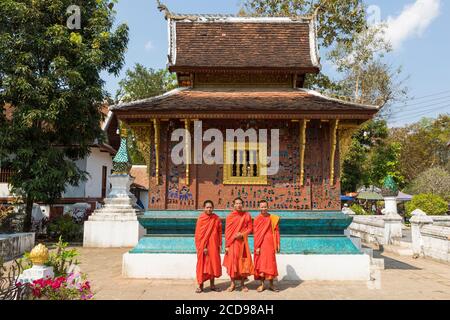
[25,272,93,300]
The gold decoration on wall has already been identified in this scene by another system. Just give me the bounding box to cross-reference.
[299,119,308,186]
[29,244,49,266]
[195,73,292,87]
[153,119,160,185]
[330,119,339,185]
[223,141,268,185]
[184,119,191,185]
[129,123,152,174]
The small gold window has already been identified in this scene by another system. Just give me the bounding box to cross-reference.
[223,141,268,185]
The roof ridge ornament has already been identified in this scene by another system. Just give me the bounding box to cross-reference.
[156,0,200,21]
[156,0,172,20]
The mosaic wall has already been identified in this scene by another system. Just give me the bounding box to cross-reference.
[147,119,340,211]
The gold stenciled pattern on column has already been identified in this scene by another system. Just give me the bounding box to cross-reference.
[129,124,152,174]
[184,119,191,185]
[330,119,339,186]
[153,119,160,185]
[299,119,308,186]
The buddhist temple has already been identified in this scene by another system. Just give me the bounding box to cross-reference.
[111,10,379,212]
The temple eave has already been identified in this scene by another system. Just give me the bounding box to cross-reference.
[113,111,376,121]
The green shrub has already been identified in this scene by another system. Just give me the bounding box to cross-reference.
[48,214,83,242]
[405,194,448,218]
[350,204,368,215]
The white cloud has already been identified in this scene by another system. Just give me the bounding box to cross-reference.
[384,0,441,50]
[144,41,154,51]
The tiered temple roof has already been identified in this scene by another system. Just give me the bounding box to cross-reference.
[167,15,320,73]
[112,7,380,118]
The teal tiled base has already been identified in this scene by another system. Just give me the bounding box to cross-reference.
[130,235,361,255]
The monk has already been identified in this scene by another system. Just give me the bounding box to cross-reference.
[194,200,222,293]
[253,199,280,292]
[223,197,253,292]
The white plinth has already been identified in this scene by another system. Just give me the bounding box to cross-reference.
[84,220,145,248]
[18,265,54,284]
[83,174,144,248]
[122,253,370,281]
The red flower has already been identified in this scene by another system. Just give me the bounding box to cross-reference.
[82,281,91,290]
[32,287,42,298]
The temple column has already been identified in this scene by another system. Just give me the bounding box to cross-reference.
[184,119,191,185]
[330,119,339,186]
[153,119,160,185]
[299,119,308,186]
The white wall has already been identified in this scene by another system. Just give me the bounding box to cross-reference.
[85,148,113,198]
[0,183,11,198]
[63,157,87,198]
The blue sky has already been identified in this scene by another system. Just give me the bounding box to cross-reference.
[102,0,450,127]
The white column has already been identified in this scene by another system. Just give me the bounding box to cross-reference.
[383,196,398,215]
[383,211,403,245]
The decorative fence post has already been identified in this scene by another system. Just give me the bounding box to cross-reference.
[381,175,403,244]
[410,209,434,258]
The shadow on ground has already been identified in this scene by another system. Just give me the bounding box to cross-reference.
[373,248,421,270]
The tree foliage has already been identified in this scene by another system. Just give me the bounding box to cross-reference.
[116,63,177,165]
[0,0,129,231]
[341,119,404,192]
[389,115,450,184]
[407,167,450,201]
[328,25,408,113]
[405,194,448,218]
[115,63,177,103]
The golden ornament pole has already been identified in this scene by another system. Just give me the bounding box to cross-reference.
[299,119,308,186]
[153,119,160,184]
[330,119,339,186]
[184,119,191,184]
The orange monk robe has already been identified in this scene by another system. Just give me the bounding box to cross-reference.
[195,212,222,285]
[223,211,253,280]
[253,213,280,280]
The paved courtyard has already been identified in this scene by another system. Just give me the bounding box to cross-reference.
[76,247,450,300]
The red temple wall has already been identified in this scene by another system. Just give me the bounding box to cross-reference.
[146,119,340,211]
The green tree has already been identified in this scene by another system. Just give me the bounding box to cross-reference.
[405,194,448,218]
[407,167,450,201]
[367,142,404,187]
[327,25,408,115]
[0,0,129,231]
[341,139,367,193]
[115,64,177,103]
[390,115,450,183]
[116,64,177,165]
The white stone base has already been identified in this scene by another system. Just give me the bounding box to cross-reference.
[122,253,371,281]
[18,265,54,284]
[83,220,145,248]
